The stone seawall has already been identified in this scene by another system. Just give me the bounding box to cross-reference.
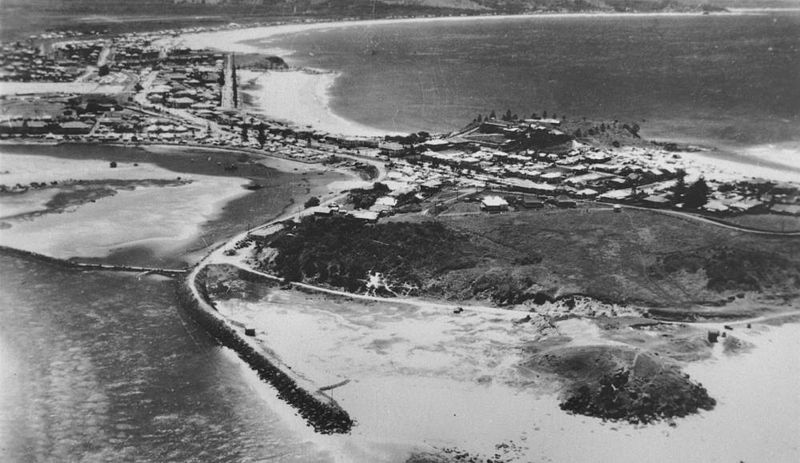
[0,246,185,276]
[176,270,354,435]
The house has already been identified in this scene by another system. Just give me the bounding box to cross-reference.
[424,139,451,151]
[575,188,599,199]
[521,196,545,209]
[348,210,380,223]
[26,120,49,134]
[57,121,92,134]
[308,206,333,217]
[643,194,670,207]
[169,96,194,108]
[379,141,406,157]
[540,171,564,183]
[0,120,25,134]
[555,195,577,208]
[481,195,509,212]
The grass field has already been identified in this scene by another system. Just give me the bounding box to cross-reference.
[714,213,800,233]
[260,201,800,313]
[435,207,800,310]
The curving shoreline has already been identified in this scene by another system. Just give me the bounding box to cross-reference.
[176,267,354,434]
[171,14,800,182]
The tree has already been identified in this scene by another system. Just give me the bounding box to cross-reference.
[232,65,239,107]
[489,110,496,120]
[684,178,710,209]
[671,169,687,202]
[98,64,110,77]
[257,122,267,147]
[240,124,249,142]
[304,196,321,208]
[477,114,483,122]
[542,110,548,119]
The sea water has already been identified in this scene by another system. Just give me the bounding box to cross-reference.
[265,12,800,160]
[0,253,332,462]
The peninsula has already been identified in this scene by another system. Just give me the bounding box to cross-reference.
[1,11,799,463]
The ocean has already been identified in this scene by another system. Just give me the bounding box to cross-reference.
[264,12,800,154]
[0,252,331,462]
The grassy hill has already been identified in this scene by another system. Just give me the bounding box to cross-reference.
[260,209,800,313]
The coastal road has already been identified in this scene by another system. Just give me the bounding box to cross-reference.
[611,203,800,237]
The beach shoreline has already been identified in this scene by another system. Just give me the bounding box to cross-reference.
[238,69,390,137]
[172,15,800,182]
[169,12,731,139]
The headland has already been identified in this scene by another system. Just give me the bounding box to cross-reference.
[2,12,800,463]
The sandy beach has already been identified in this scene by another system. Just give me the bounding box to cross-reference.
[169,12,734,55]
[212,285,800,463]
[170,13,715,139]
[238,69,388,137]
[672,147,800,184]
[173,16,800,182]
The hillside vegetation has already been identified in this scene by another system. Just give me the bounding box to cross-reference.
[261,215,499,293]
[260,209,800,312]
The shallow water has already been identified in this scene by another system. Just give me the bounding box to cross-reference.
[0,145,310,267]
[217,289,800,463]
[0,252,331,462]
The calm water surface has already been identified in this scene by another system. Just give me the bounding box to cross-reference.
[268,13,800,147]
[0,253,330,462]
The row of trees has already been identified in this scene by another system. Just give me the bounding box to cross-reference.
[475,109,560,124]
[239,122,269,147]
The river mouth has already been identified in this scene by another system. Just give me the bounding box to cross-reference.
[0,144,345,268]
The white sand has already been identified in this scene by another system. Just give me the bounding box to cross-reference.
[0,153,248,259]
[172,14,711,138]
[684,149,800,183]
[739,141,800,173]
[218,290,800,463]
[240,69,388,137]
[175,16,800,178]
[169,13,718,55]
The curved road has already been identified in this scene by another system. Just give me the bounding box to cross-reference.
[612,203,800,237]
[188,159,800,332]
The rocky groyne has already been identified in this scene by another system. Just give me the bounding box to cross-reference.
[0,246,185,276]
[177,269,354,434]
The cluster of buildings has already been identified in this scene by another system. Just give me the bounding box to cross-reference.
[0,42,84,82]
[366,119,800,217]
[1,25,798,219]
